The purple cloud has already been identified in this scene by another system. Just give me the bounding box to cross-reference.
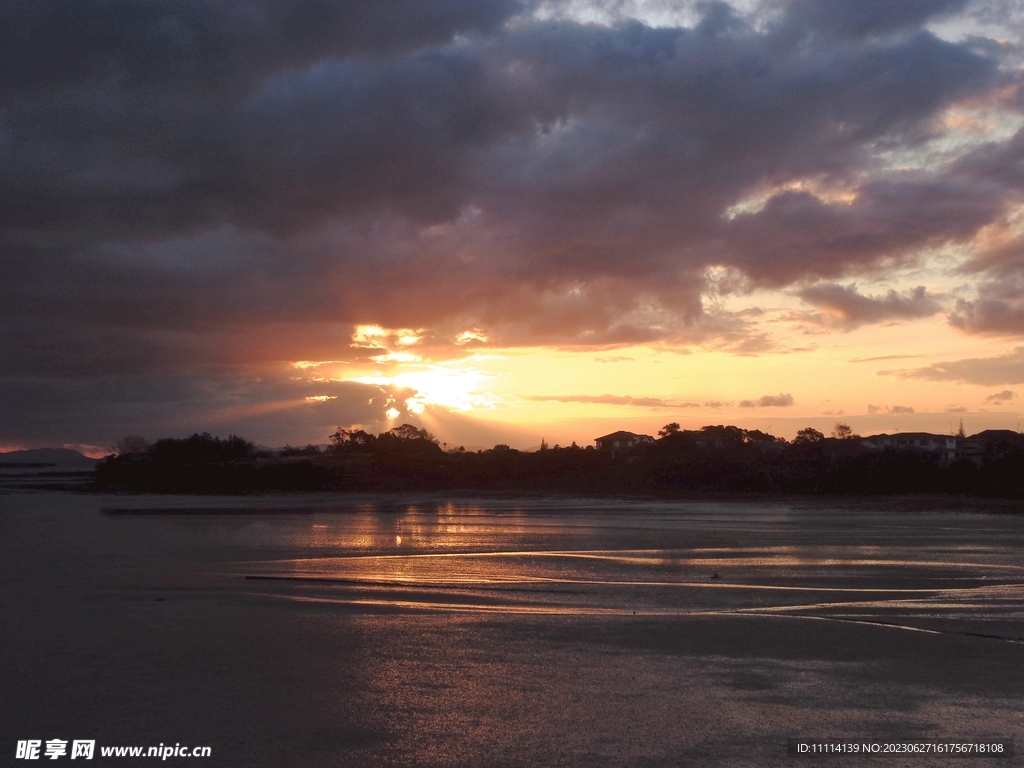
[985,389,1017,402]
[0,0,1018,446]
[882,347,1024,386]
[739,393,795,408]
[796,283,943,328]
[526,394,701,408]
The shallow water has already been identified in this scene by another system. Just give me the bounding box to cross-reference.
[3,493,1024,766]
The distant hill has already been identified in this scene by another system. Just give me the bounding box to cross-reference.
[0,448,100,469]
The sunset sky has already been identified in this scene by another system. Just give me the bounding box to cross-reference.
[5,0,1024,454]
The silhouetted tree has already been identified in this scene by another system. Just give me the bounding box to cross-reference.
[329,428,375,450]
[114,434,150,455]
[794,427,825,444]
[699,425,746,447]
[148,433,255,464]
[387,423,437,442]
[279,444,322,458]
[831,422,855,440]
[94,421,1024,499]
[744,429,784,443]
[659,422,681,437]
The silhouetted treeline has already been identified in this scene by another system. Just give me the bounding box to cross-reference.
[93,433,307,493]
[92,425,1024,498]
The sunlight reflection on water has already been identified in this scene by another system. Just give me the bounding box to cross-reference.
[165,499,1024,638]
[8,493,1024,766]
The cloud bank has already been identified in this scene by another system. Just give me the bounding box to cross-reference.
[526,394,699,408]
[796,284,943,328]
[739,393,795,408]
[882,347,1024,385]
[2,0,1024,445]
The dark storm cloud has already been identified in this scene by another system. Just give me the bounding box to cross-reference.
[1,1,999,249]
[774,0,969,41]
[948,267,1024,336]
[795,283,943,327]
[1,0,1019,444]
[941,124,1024,339]
[724,179,1003,286]
[949,291,1024,335]
[0,372,399,449]
[0,0,522,97]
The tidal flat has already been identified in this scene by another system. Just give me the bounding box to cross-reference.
[2,492,1023,766]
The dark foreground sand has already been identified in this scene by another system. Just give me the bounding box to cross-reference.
[2,492,1023,766]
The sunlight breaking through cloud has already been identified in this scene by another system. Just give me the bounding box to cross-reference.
[5,0,1024,448]
[347,365,498,414]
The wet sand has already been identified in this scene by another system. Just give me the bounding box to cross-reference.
[2,492,1023,766]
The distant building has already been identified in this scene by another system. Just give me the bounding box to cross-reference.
[860,432,994,466]
[970,430,1024,461]
[594,431,654,454]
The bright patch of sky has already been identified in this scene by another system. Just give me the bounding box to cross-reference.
[347,365,501,413]
[529,0,764,29]
[874,101,1024,174]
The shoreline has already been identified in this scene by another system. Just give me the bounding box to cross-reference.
[6,475,1023,515]
[78,488,1024,516]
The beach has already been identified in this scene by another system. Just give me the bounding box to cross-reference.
[2,492,1023,766]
